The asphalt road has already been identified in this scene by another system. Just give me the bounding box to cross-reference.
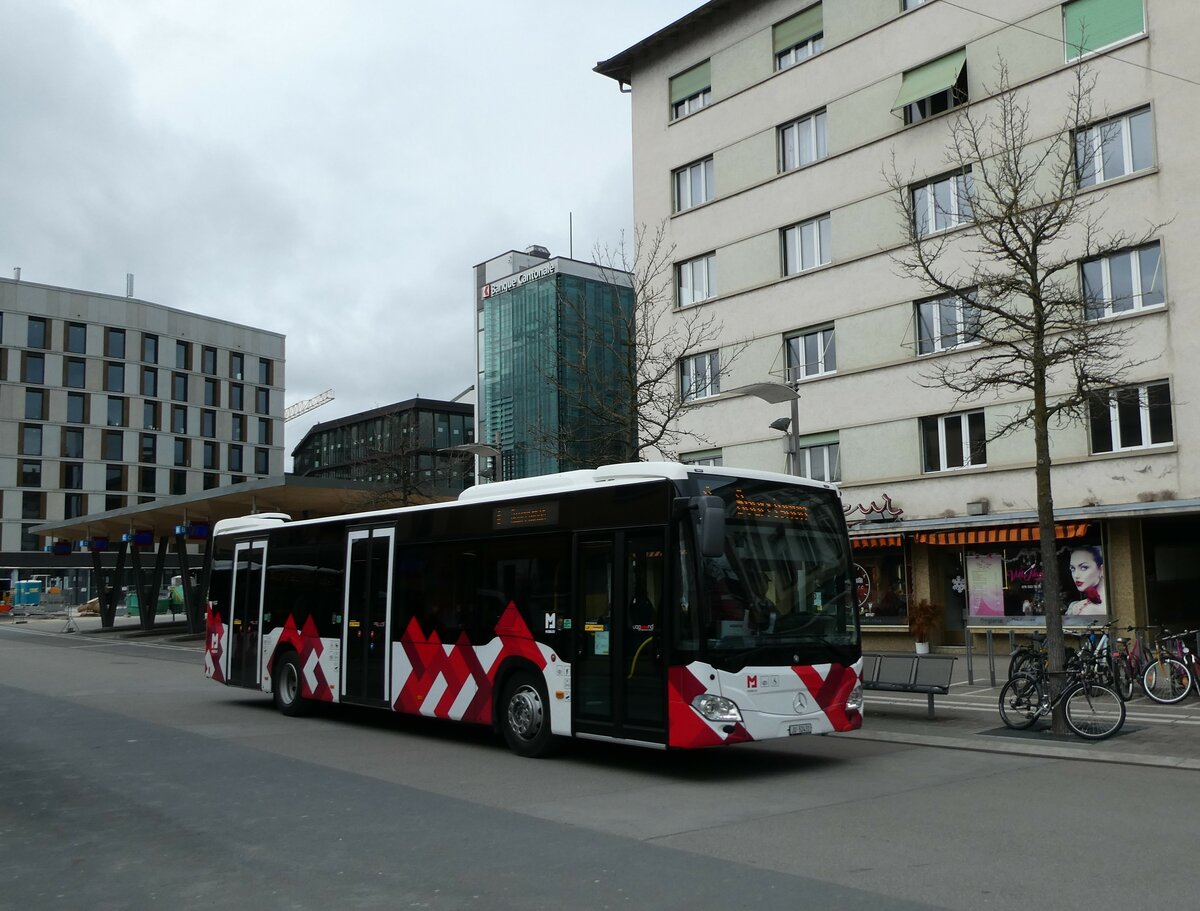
[1,623,1196,911]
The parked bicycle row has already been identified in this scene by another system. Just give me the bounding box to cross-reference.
[1006,621,1200,705]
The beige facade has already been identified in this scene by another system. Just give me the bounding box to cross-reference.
[600,0,1199,643]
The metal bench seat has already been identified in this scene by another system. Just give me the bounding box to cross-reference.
[861,653,957,718]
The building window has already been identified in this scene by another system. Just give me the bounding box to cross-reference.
[774,4,823,71]
[682,450,723,467]
[201,409,216,438]
[796,440,841,482]
[142,333,158,363]
[230,383,244,411]
[27,316,48,349]
[107,396,127,427]
[172,372,188,401]
[144,401,161,431]
[779,109,827,172]
[258,358,273,385]
[782,214,832,275]
[106,465,126,492]
[174,437,190,467]
[912,170,973,237]
[140,433,157,463]
[253,387,269,415]
[895,49,967,124]
[670,60,711,120]
[171,404,188,434]
[104,327,126,358]
[1064,0,1145,62]
[1076,107,1153,187]
[786,327,836,382]
[67,392,88,424]
[67,322,87,354]
[106,495,126,511]
[674,157,714,212]
[62,428,84,459]
[19,460,41,488]
[61,462,84,490]
[22,353,45,384]
[175,340,191,370]
[203,473,219,490]
[257,417,272,444]
[64,357,86,388]
[230,352,244,380]
[64,493,85,520]
[19,424,42,456]
[922,411,986,472]
[102,430,123,461]
[1082,242,1163,319]
[917,291,981,354]
[1089,381,1172,453]
[25,388,47,420]
[677,253,717,307]
[142,366,158,397]
[104,361,125,392]
[140,466,158,494]
[229,445,244,473]
[204,377,220,407]
[680,350,721,402]
[202,345,217,375]
[203,441,218,470]
[254,447,270,475]
[22,491,45,520]
[903,0,928,10]
[231,414,246,442]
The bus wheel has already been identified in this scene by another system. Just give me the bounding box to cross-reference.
[500,671,556,758]
[273,652,310,717]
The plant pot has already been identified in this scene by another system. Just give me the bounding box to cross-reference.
[914,641,931,655]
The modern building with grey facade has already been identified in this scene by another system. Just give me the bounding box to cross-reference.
[598,0,1196,642]
[0,275,285,598]
[475,247,635,481]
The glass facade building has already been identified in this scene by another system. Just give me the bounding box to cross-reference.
[475,251,634,481]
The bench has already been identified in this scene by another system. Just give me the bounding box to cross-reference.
[861,653,957,718]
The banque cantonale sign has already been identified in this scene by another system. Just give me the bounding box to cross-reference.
[483,261,557,298]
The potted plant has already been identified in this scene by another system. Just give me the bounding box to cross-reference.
[907,598,940,655]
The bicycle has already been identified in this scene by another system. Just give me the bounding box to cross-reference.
[1142,628,1195,705]
[998,662,1126,740]
[1007,632,1077,680]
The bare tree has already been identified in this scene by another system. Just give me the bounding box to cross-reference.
[350,424,465,510]
[887,60,1160,730]
[532,222,735,465]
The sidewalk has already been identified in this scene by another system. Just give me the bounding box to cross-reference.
[849,655,1200,771]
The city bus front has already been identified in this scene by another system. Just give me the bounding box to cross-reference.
[670,471,863,747]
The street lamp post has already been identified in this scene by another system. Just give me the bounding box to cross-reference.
[725,381,801,475]
[439,442,503,482]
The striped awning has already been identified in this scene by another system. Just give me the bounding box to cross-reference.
[914,523,1089,546]
[851,534,903,549]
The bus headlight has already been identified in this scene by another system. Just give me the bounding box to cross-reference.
[846,682,863,713]
[691,694,743,723]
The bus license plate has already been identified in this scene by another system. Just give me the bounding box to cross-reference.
[788,723,812,735]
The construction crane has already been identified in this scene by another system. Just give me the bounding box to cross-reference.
[284,388,335,422]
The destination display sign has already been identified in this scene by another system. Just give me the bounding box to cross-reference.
[493,501,560,530]
[732,488,810,523]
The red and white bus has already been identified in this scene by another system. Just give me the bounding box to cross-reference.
[204,463,863,756]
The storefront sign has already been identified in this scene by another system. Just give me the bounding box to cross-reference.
[844,493,904,520]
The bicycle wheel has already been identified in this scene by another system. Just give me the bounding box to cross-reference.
[1112,656,1135,702]
[1064,682,1126,740]
[998,675,1043,730]
[1142,657,1193,705]
[1008,649,1038,680]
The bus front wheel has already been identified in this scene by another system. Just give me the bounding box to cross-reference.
[273,652,310,717]
[499,671,556,758]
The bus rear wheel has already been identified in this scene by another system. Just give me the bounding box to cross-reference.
[499,671,556,758]
[273,652,310,717]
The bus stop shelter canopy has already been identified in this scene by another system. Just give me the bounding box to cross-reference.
[32,474,385,545]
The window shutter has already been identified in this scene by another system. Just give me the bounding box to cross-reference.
[773,4,823,54]
[1063,0,1145,60]
[892,49,966,112]
[669,60,711,104]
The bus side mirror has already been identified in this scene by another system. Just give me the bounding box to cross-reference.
[694,495,726,559]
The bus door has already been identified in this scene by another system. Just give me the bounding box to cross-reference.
[228,539,266,688]
[342,526,395,704]
[573,531,666,743]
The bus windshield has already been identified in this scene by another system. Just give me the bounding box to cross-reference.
[691,475,858,669]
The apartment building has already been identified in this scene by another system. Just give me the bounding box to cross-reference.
[0,275,285,592]
[598,0,1196,642]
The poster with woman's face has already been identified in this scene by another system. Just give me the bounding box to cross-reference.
[1062,543,1105,617]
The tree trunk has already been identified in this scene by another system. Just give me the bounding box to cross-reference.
[1033,390,1067,734]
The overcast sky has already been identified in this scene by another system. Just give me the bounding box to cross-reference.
[1,0,697,462]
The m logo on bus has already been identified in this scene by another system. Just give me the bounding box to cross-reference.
[747,674,782,690]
